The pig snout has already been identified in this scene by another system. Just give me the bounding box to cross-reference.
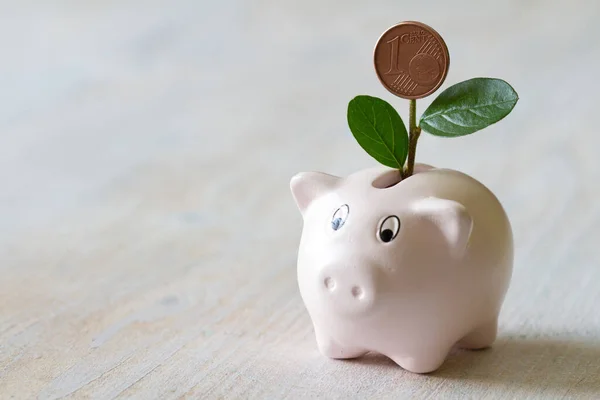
[317,262,377,316]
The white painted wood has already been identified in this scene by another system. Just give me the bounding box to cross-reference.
[1,1,600,398]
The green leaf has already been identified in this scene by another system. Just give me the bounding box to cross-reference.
[347,95,408,169]
[419,78,519,137]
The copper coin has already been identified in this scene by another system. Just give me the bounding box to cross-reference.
[373,21,450,99]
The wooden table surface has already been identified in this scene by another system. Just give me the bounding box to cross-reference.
[2,1,600,398]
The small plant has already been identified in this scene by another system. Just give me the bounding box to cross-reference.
[347,77,518,178]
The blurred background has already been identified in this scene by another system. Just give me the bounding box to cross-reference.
[2,0,600,398]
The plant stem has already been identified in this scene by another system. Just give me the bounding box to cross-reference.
[404,99,421,178]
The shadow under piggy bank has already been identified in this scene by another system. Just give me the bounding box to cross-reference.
[349,335,600,395]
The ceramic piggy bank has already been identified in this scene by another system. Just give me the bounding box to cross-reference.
[290,164,513,373]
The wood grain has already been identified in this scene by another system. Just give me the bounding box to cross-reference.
[1,1,600,398]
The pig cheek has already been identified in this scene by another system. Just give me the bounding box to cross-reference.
[407,219,457,264]
[371,225,430,285]
[297,230,333,296]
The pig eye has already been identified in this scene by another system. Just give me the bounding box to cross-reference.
[331,204,349,231]
[379,216,400,243]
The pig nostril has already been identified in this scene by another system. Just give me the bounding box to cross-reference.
[324,277,336,291]
[351,286,364,299]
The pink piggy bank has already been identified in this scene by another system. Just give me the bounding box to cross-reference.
[290,164,513,373]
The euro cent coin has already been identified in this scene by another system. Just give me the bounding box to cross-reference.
[373,21,450,99]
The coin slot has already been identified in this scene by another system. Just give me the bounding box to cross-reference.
[372,169,403,189]
[372,165,434,189]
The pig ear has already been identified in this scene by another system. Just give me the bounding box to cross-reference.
[290,172,340,214]
[411,197,473,255]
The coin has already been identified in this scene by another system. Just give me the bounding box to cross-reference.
[373,21,450,99]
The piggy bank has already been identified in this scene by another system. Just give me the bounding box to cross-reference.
[290,164,513,373]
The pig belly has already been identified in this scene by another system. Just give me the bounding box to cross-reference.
[306,284,501,373]
[310,305,486,350]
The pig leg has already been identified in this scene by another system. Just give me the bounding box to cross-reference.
[313,325,367,359]
[457,317,498,350]
[389,343,453,374]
